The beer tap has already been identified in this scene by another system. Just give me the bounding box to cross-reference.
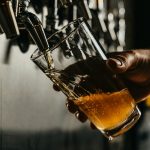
[58,0,77,26]
[106,0,123,51]
[58,0,93,56]
[74,0,92,21]
[91,0,113,51]
[60,0,92,21]
[59,0,72,8]
[88,0,106,47]
[12,0,18,17]
[30,0,43,14]
[97,0,119,52]
[3,0,50,64]
[117,0,125,48]
[1,0,126,63]
[45,0,59,35]
[0,0,19,39]
[17,0,49,52]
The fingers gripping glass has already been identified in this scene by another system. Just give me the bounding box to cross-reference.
[31,18,141,140]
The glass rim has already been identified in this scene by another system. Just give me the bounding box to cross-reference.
[31,17,84,60]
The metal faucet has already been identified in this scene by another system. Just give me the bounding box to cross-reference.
[46,0,59,34]
[60,0,92,21]
[74,0,92,20]
[12,0,19,17]
[0,0,19,39]
[59,0,72,8]
[1,0,126,59]
[17,0,49,52]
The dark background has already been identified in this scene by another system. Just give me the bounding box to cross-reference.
[126,0,150,49]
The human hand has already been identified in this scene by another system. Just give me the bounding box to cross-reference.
[54,50,150,127]
[106,50,150,102]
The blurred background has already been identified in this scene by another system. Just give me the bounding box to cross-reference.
[1,0,150,149]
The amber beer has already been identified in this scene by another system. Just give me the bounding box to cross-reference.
[74,89,135,132]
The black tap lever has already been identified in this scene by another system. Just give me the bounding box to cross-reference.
[0,0,19,39]
[17,0,49,52]
[59,0,72,7]
[74,0,92,20]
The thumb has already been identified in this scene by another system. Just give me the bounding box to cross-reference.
[106,51,138,74]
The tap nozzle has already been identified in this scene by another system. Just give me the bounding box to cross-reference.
[0,0,19,39]
[19,12,49,52]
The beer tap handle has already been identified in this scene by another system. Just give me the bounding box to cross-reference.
[59,0,72,8]
[12,0,19,17]
[18,0,49,52]
[20,12,49,52]
[30,0,43,14]
[46,0,59,33]
[74,0,92,20]
[0,0,19,39]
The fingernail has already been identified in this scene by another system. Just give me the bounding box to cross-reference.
[107,58,122,68]
[75,111,79,118]
[107,58,127,73]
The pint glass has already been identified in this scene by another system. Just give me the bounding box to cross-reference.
[31,18,141,140]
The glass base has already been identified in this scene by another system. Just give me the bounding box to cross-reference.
[102,106,141,140]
